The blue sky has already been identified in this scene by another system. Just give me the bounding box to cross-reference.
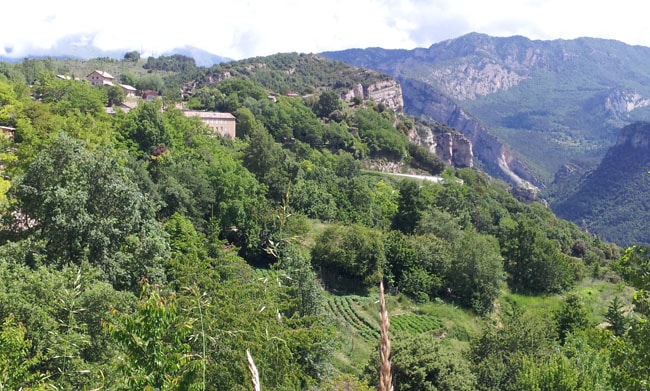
[2,0,647,60]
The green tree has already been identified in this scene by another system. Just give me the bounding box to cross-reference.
[501,219,575,294]
[391,179,425,234]
[367,334,476,391]
[447,231,504,313]
[106,84,125,106]
[314,90,343,118]
[470,306,557,391]
[119,72,138,87]
[556,293,589,343]
[136,74,165,93]
[311,223,385,291]
[121,100,173,154]
[606,296,627,337]
[106,283,198,390]
[5,133,168,290]
[123,51,141,62]
[0,314,46,390]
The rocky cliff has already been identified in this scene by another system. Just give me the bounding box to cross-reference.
[408,123,473,168]
[342,80,404,113]
[400,77,540,188]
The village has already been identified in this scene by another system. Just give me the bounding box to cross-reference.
[83,69,237,139]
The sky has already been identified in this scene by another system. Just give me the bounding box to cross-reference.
[2,0,648,60]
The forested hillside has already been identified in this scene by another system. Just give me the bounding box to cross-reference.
[0,55,649,390]
[551,122,650,246]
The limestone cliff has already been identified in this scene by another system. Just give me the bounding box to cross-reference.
[408,125,473,168]
[400,77,540,188]
[342,80,404,113]
[606,89,650,119]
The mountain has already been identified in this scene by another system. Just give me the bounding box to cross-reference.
[0,33,231,66]
[161,45,232,67]
[322,33,650,186]
[552,122,650,246]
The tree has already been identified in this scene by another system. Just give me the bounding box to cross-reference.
[606,296,627,337]
[311,223,385,291]
[447,231,504,313]
[122,100,173,154]
[501,219,575,294]
[119,72,138,87]
[5,133,168,290]
[106,84,125,106]
[391,179,425,234]
[470,306,557,391]
[555,293,589,343]
[123,50,141,62]
[136,74,164,93]
[367,334,476,391]
[314,90,342,118]
[106,283,198,390]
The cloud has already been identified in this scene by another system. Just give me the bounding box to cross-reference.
[1,0,648,60]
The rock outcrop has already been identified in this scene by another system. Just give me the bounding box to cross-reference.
[606,89,650,119]
[408,125,473,168]
[342,80,404,113]
[400,77,540,188]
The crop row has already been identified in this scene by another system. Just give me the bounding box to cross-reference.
[327,296,380,343]
[391,314,443,335]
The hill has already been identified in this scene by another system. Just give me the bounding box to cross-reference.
[1,50,647,391]
[551,121,650,246]
[322,33,650,185]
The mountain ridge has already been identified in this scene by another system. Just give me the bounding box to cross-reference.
[552,121,650,246]
[322,32,650,186]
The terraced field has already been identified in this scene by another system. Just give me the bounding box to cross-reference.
[326,295,444,341]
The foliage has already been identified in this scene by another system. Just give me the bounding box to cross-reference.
[144,54,197,72]
[4,132,168,290]
[555,293,589,343]
[106,283,199,390]
[311,223,385,291]
[501,218,576,294]
[470,306,557,391]
[366,334,476,391]
[447,230,504,313]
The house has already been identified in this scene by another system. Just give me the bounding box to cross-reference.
[86,70,114,86]
[141,90,160,100]
[0,126,15,139]
[119,84,137,97]
[105,101,139,115]
[183,111,236,139]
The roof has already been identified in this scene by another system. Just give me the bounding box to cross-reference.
[87,70,114,79]
[182,111,236,120]
[119,84,137,91]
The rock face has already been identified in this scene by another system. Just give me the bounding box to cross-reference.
[322,33,650,188]
[342,80,404,113]
[430,61,528,101]
[400,77,540,188]
[408,125,473,168]
[606,89,650,119]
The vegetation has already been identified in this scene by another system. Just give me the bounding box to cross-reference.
[0,53,645,391]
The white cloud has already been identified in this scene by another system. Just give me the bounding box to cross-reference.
[1,0,648,59]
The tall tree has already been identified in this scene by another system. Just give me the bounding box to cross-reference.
[5,132,168,290]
